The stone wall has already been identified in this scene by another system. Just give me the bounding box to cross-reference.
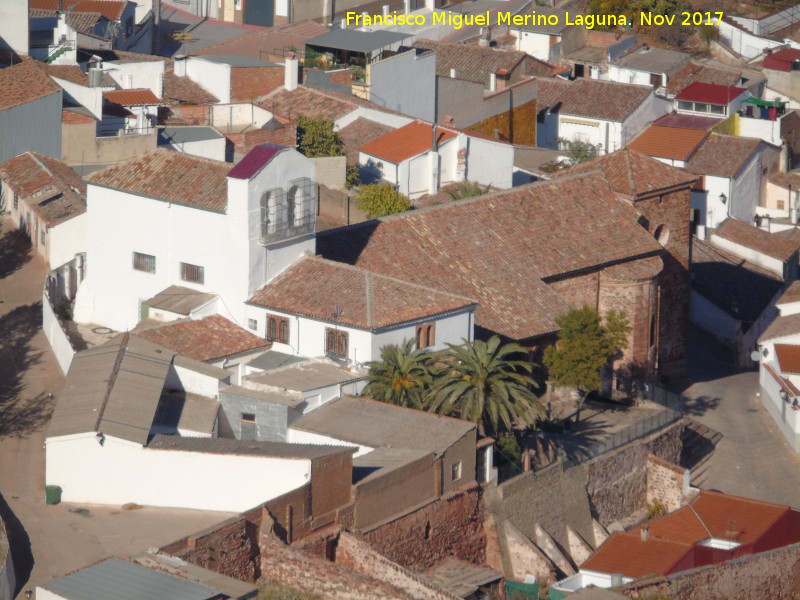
[0,523,13,600]
[359,484,486,571]
[646,454,688,513]
[617,541,800,600]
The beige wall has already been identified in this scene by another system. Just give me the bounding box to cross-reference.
[62,122,156,172]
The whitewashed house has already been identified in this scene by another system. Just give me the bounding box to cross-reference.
[358,120,514,198]
[246,255,477,364]
[73,144,316,331]
[608,44,689,89]
[506,8,570,62]
[675,82,749,118]
[100,88,161,136]
[45,333,354,512]
[536,78,669,154]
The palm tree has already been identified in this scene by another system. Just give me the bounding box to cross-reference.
[427,336,543,435]
[362,340,436,409]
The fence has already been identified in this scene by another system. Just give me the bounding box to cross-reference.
[42,291,76,375]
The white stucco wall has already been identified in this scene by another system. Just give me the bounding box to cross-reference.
[608,65,665,87]
[710,233,785,276]
[738,114,783,145]
[167,362,227,397]
[161,137,227,162]
[760,359,800,452]
[334,107,414,131]
[692,175,730,229]
[52,77,104,119]
[286,428,372,457]
[509,30,556,61]
[0,545,14,600]
[43,292,75,375]
[465,136,514,189]
[186,57,231,104]
[367,50,436,122]
[690,289,739,343]
[48,213,87,269]
[107,61,165,97]
[719,20,785,59]
[210,104,273,130]
[0,1,29,57]
[45,434,311,511]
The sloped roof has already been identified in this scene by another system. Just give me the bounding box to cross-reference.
[85,149,231,213]
[290,395,475,456]
[147,434,354,460]
[245,360,364,393]
[104,88,161,106]
[191,20,328,59]
[537,78,652,122]
[676,82,747,104]
[685,135,763,179]
[653,112,723,130]
[0,58,61,111]
[227,143,287,179]
[144,286,217,315]
[414,38,529,86]
[318,170,662,339]
[307,29,412,53]
[339,117,395,165]
[777,279,800,306]
[667,61,744,95]
[714,217,799,262]
[30,0,126,21]
[762,48,800,72]
[776,343,800,374]
[760,312,800,343]
[360,121,457,164]
[627,126,708,161]
[0,152,86,226]
[554,148,697,198]
[261,84,400,122]
[30,7,103,34]
[581,533,691,579]
[248,256,476,330]
[136,315,271,362]
[613,45,689,75]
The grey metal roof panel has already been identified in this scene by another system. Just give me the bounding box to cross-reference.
[42,558,220,600]
[173,353,231,379]
[244,360,365,392]
[613,46,689,75]
[353,447,432,485]
[143,285,217,315]
[158,127,225,145]
[147,434,355,459]
[305,29,412,54]
[247,349,306,371]
[197,54,280,67]
[153,392,220,434]
[220,385,304,409]
[290,395,475,455]
[132,554,258,600]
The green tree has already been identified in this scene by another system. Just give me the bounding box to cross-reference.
[427,336,542,435]
[543,307,630,421]
[559,138,603,166]
[445,180,491,201]
[345,164,361,189]
[356,183,412,218]
[362,340,436,409]
[295,114,342,158]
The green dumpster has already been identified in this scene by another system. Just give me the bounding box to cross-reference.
[45,485,62,505]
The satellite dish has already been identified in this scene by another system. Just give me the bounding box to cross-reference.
[750,350,762,362]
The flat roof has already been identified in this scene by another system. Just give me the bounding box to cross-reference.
[424,557,502,598]
[147,434,355,460]
[158,127,225,145]
[143,285,217,315]
[220,384,304,409]
[152,391,220,435]
[613,46,689,75]
[42,557,221,600]
[195,54,281,67]
[352,447,432,485]
[305,29,412,54]
[247,350,306,371]
[245,360,365,392]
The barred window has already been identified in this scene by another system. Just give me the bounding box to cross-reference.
[416,322,436,349]
[180,262,204,284]
[133,252,156,273]
[325,328,348,358]
[267,314,289,344]
[13,193,18,210]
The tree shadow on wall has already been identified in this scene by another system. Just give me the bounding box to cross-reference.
[0,228,32,280]
[0,303,53,438]
[0,491,34,596]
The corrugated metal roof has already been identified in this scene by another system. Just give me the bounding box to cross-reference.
[143,285,217,315]
[152,392,220,435]
[47,335,175,445]
[132,554,258,600]
[244,360,365,393]
[220,385,304,409]
[42,557,221,600]
[306,29,412,54]
[147,434,354,459]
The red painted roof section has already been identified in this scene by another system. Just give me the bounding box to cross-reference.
[776,344,800,374]
[360,121,458,164]
[676,82,747,105]
[103,89,161,106]
[763,48,800,72]
[30,0,126,21]
[227,144,287,180]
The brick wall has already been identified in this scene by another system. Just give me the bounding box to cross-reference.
[646,454,688,512]
[599,274,658,369]
[311,452,353,519]
[168,104,211,126]
[617,541,800,600]
[359,484,486,571]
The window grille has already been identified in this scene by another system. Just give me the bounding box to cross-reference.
[248,318,258,331]
[133,252,156,273]
[180,262,204,284]
[325,328,349,359]
[260,178,316,244]
[267,315,290,344]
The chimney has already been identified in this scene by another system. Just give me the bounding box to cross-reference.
[450,67,456,78]
[489,72,497,92]
[478,27,490,47]
[403,0,410,13]
[429,124,440,195]
[640,528,650,541]
[88,67,103,88]
[285,55,299,92]
[174,54,187,77]
[382,4,389,17]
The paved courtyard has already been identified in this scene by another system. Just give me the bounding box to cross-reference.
[681,327,800,507]
[0,218,233,598]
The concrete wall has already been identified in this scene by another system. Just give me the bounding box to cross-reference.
[0,1,29,58]
[509,30,559,62]
[367,50,436,122]
[718,19,785,59]
[465,136,514,189]
[45,433,312,511]
[62,124,156,173]
[160,137,227,162]
[43,292,76,375]
[107,60,165,97]
[0,92,62,163]
[218,389,299,442]
[311,156,346,190]
[48,213,87,270]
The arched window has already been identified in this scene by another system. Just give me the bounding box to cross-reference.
[287,185,298,227]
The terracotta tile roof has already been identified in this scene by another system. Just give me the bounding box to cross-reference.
[554,149,697,198]
[691,238,782,329]
[339,117,395,165]
[62,109,95,124]
[764,362,800,397]
[627,126,708,161]
[667,61,742,95]
[769,172,800,190]
[103,88,161,106]
[85,149,231,213]
[0,152,86,226]
[581,532,691,578]
[29,0,126,21]
[318,171,661,339]
[0,59,62,111]
[676,82,747,104]
[29,7,104,35]
[37,63,88,86]
[136,315,271,362]
[248,256,477,330]
[653,112,723,130]
[776,343,800,373]
[360,121,457,164]
[414,39,528,86]
[762,48,800,72]
[537,78,652,123]
[230,65,283,102]
[191,20,329,60]
[760,312,800,343]
[686,134,762,179]
[778,280,800,306]
[714,217,800,262]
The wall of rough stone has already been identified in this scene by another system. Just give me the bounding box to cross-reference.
[617,541,800,600]
[359,484,486,571]
[646,454,688,512]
